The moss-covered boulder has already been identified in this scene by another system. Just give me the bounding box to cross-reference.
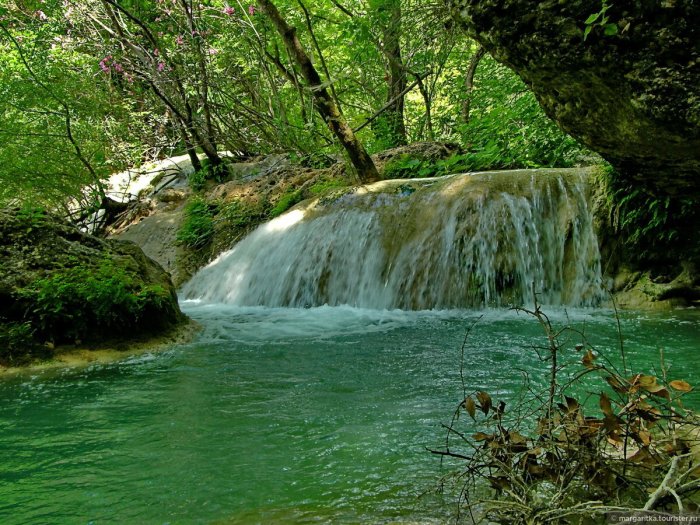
[0,207,185,365]
[449,0,700,196]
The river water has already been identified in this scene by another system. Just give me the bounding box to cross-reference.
[1,303,698,524]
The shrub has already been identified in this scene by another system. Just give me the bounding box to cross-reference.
[177,196,215,248]
[188,168,208,192]
[0,320,43,365]
[435,299,700,523]
[188,159,230,191]
[16,205,48,230]
[383,153,473,179]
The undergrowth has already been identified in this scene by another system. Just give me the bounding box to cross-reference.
[0,320,44,365]
[188,159,230,192]
[596,165,700,267]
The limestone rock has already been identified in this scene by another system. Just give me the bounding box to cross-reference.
[450,0,700,195]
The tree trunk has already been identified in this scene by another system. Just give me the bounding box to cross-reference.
[170,109,202,172]
[379,0,407,146]
[461,46,485,124]
[258,0,379,184]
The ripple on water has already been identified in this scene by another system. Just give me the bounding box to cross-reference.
[0,305,698,524]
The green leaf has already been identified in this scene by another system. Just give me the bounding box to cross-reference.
[585,12,601,24]
[604,23,619,36]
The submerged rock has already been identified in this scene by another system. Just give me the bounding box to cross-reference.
[0,207,185,365]
[450,0,700,196]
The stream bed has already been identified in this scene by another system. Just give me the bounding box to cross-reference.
[0,303,698,524]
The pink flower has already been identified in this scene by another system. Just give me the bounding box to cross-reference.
[113,63,123,73]
[99,56,112,73]
[208,48,218,55]
[248,5,255,15]
[175,35,184,45]
[35,10,48,21]
[153,48,159,56]
[157,62,165,71]
[223,6,235,15]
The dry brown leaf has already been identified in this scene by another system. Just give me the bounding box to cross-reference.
[669,379,692,392]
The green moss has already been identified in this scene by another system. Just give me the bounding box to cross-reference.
[269,189,303,218]
[176,196,215,248]
[308,177,348,195]
[218,198,269,229]
[18,258,172,345]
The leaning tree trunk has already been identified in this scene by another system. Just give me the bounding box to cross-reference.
[461,46,485,124]
[257,0,380,184]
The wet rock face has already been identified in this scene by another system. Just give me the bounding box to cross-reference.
[450,0,700,195]
[0,207,185,350]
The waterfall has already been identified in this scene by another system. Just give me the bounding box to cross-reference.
[182,168,604,309]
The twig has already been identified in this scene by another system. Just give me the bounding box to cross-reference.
[643,455,682,510]
[352,71,430,133]
[459,315,484,400]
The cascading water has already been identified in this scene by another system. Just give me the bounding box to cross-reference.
[182,168,604,309]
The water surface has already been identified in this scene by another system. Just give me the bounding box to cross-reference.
[0,304,698,524]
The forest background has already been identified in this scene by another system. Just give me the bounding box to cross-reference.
[0,0,590,210]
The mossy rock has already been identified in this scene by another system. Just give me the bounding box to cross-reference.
[0,207,185,365]
[450,0,700,197]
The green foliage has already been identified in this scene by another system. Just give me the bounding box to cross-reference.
[458,56,588,170]
[0,320,42,365]
[188,160,230,192]
[290,152,336,169]
[1,0,594,208]
[584,1,618,40]
[602,167,699,264]
[20,258,170,343]
[308,177,348,195]
[16,205,48,231]
[383,153,479,179]
[370,114,406,152]
[188,169,208,192]
[176,196,215,249]
[269,189,304,218]
[218,198,269,230]
[200,159,230,183]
